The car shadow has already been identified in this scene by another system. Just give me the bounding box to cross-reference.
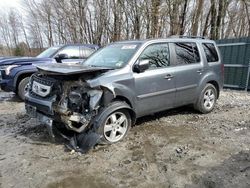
[13,114,67,146]
[0,91,22,102]
[12,105,198,151]
[135,105,197,126]
[13,105,197,142]
[14,118,101,153]
[7,95,22,102]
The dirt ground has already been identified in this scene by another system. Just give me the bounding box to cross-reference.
[0,90,250,188]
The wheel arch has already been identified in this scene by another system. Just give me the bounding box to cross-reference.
[111,96,136,125]
[198,72,221,99]
[100,86,137,125]
[93,100,136,131]
[207,80,220,98]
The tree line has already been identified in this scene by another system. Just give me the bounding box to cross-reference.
[0,0,249,56]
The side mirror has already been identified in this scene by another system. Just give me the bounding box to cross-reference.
[133,59,150,73]
[55,53,68,63]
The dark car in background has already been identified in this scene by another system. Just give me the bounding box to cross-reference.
[0,44,99,100]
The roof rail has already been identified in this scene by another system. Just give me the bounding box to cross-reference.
[170,35,208,39]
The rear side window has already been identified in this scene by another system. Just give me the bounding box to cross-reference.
[173,42,200,66]
[202,43,219,62]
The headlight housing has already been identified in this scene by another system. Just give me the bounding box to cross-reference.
[0,65,20,75]
[0,65,8,70]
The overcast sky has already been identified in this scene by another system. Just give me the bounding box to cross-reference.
[0,0,22,10]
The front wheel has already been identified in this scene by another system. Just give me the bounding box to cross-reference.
[97,106,131,144]
[194,84,217,114]
[18,77,30,101]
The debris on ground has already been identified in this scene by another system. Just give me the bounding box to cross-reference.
[0,90,250,188]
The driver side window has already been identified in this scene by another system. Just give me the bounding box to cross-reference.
[139,43,170,69]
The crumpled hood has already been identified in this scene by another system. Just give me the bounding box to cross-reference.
[0,57,54,66]
[35,63,112,75]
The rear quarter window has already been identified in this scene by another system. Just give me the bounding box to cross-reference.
[202,43,219,62]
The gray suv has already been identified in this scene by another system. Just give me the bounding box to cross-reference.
[25,37,223,145]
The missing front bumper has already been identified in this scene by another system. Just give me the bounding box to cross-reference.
[25,104,101,154]
[25,103,90,135]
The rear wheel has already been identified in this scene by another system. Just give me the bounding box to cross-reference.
[97,103,131,144]
[18,77,30,101]
[194,83,217,114]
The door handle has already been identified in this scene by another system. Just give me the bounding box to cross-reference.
[197,69,204,74]
[164,74,174,80]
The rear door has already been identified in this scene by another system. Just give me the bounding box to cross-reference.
[133,43,176,116]
[170,42,203,106]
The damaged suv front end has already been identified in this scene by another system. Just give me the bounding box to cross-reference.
[25,64,111,137]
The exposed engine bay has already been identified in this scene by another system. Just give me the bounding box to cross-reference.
[25,67,112,153]
[28,73,103,132]
[54,79,103,133]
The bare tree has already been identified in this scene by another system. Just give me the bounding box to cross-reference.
[192,0,204,36]
[0,0,249,56]
[243,0,250,36]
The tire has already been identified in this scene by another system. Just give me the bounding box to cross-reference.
[194,83,217,114]
[18,77,30,101]
[96,102,131,144]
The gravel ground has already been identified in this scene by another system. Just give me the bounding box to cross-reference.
[0,90,250,188]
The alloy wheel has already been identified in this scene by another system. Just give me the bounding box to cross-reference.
[103,112,128,143]
[203,88,215,110]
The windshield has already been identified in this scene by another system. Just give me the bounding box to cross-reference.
[36,46,61,58]
[83,43,141,68]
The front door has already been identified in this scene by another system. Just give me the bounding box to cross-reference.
[133,43,176,116]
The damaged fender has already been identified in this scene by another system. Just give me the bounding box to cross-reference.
[87,78,136,110]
